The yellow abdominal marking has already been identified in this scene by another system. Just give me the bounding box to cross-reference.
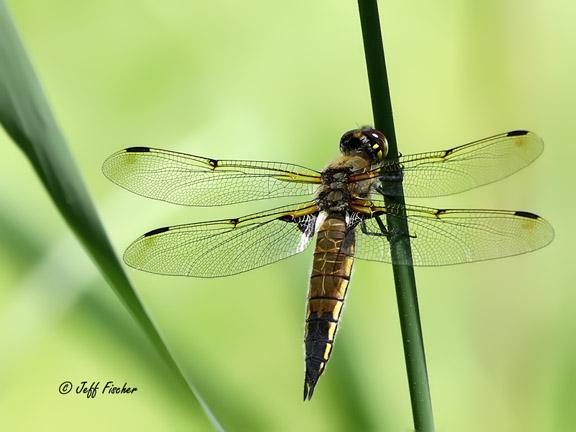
[324,343,333,360]
[332,302,343,320]
[327,322,337,340]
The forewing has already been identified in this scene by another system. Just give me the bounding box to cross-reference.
[354,130,544,198]
[353,200,554,266]
[124,202,320,277]
[103,147,321,206]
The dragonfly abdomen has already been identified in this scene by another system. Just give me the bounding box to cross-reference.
[304,213,355,400]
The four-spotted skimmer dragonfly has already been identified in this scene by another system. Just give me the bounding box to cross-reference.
[103,127,554,400]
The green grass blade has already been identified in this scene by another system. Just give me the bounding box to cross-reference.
[357,1,435,430]
[0,2,222,430]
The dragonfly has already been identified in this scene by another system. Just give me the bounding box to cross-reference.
[103,127,554,400]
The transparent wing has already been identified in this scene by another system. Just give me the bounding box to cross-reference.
[124,202,320,277]
[351,198,554,266]
[349,130,544,198]
[103,147,321,206]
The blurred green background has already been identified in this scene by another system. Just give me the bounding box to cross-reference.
[1,0,574,431]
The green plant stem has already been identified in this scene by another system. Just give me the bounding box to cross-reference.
[357,1,435,431]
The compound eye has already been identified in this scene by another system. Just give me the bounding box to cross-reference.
[339,129,363,153]
[375,136,389,160]
[364,129,388,160]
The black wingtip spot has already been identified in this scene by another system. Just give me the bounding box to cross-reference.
[126,146,151,153]
[507,130,529,137]
[144,226,170,237]
[514,210,539,220]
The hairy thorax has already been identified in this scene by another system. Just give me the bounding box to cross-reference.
[316,153,373,212]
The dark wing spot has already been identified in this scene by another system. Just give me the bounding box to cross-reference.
[280,212,318,237]
[443,148,454,157]
[229,218,240,226]
[507,130,529,137]
[144,226,170,237]
[435,209,446,217]
[514,210,539,220]
[126,146,151,153]
[208,158,219,168]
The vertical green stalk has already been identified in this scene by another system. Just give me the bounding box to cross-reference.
[357,1,435,431]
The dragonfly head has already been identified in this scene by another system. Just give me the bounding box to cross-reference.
[339,127,388,162]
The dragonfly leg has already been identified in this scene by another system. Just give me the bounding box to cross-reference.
[360,215,417,240]
[378,172,404,183]
[373,179,403,196]
[360,216,390,237]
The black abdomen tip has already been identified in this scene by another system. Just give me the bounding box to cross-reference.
[507,130,529,137]
[126,146,151,152]
[303,370,320,401]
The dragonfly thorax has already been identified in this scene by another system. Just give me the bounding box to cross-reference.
[317,169,354,212]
